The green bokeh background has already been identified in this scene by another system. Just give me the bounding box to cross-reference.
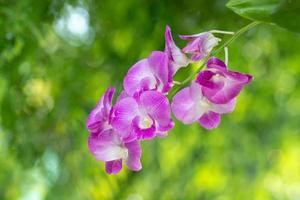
[1,0,300,199]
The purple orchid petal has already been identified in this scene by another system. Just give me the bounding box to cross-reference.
[189,81,204,100]
[125,140,142,171]
[196,70,224,90]
[226,71,253,84]
[102,87,115,115]
[157,120,175,132]
[180,32,219,62]
[86,87,115,133]
[111,97,139,139]
[156,120,175,137]
[123,59,156,96]
[105,159,123,174]
[88,129,126,162]
[171,82,205,124]
[182,36,205,53]
[140,90,173,130]
[165,25,189,75]
[207,57,227,69]
[116,90,129,102]
[148,51,172,93]
[211,98,236,114]
[191,53,204,61]
[198,111,221,129]
[148,51,168,83]
[139,77,158,92]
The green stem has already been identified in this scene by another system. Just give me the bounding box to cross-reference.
[212,21,261,56]
[168,21,261,99]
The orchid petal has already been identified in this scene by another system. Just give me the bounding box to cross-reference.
[148,51,169,84]
[198,111,221,129]
[180,32,219,62]
[88,129,125,162]
[116,90,129,102]
[165,26,189,75]
[147,51,172,93]
[125,140,142,171]
[207,57,227,69]
[211,98,236,114]
[86,87,115,133]
[140,91,173,129]
[105,159,123,174]
[171,83,205,124]
[196,70,224,90]
[111,97,139,138]
[156,120,175,137]
[123,59,156,96]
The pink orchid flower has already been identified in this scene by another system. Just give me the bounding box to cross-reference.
[88,129,142,174]
[180,32,220,61]
[171,82,236,129]
[87,87,142,174]
[111,90,174,141]
[196,57,252,104]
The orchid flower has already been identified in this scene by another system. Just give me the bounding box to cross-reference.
[88,129,142,174]
[86,87,142,174]
[171,82,236,129]
[111,90,174,141]
[180,32,220,61]
[196,57,252,104]
[123,51,173,96]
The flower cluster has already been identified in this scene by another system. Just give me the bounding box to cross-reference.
[86,25,252,174]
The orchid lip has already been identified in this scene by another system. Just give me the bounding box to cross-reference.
[212,74,222,82]
[139,115,153,129]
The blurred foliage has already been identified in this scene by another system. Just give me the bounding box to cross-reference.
[227,0,300,33]
[1,0,300,199]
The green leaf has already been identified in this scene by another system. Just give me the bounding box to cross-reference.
[227,0,300,33]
